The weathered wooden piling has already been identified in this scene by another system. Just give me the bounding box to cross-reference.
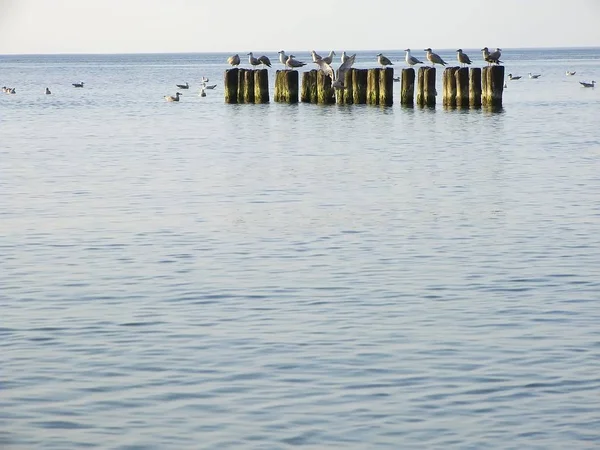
[224,68,239,104]
[254,69,269,103]
[243,69,255,103]
[455,68,469,108]
[443,67,459,107]
[316,70,335,104]
[275,70,299,103]
[379,67,394,106]
[401,68,416,106]
[336,69,354,105]
[482,66,505,108]
[352,69,368,104]
[469,68,482,108]
[367,69,380,105]
[417,67,436,107]
[301,70,318,103]
[237,68,247,103]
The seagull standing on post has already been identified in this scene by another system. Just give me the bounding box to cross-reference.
[322,51,336,65]
[227,54,240,67]
[377,53,393,68]
[285,54,306,70]
[424,48,447,66]
[456,49,472,67]
[247,52,261,68]
[404,49,423,66]
[258,55,271,68]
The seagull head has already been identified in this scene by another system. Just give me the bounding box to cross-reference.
[247,52,253,56]
[456,49,462,53]
[376,53,383,56]
[278,50,284,54]
[495,48,502,52]
[481,47,489,52]
[424,48,432,52]
[404,48,411,52]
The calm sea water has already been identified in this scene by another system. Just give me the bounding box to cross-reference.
[2,48,600,449]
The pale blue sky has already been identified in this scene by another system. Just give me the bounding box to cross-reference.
[1,0,599,54]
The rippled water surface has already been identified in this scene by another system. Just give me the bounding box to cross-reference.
[2,48,600,449]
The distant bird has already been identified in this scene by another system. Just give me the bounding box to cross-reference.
[528,72,541,79]
[258,55,271,68]
[285,54,306,70]
[393,76,400,82]
[508,74,522,80]
[72,82,84,88]
[404,49,423,66]
[321,50,336,65]
[580,80,596,88]
[456,49,472,67]
[482,47,502,65]
[278,50,289,68]
[176,82,189,89]
[247,52,261,68]
[202,76,209,83]
[199,88,206,97]
[424,48,447,66]
[313,53,356,89]
[566,70,576,76]
[45,87,51,95]
[5,87,16,94]
[204,84,217,89]
[227,54,240,67]
[341,51,350,64]
[377,53,393,68]
[311,50,322,63]
[165,92,182,102]
[504,82,508,89]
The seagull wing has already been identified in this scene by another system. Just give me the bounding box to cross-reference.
[337,53,356,80]
[314,58,335,80]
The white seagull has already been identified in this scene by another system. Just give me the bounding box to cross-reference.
[311,50,322,63]
[377,53,393,68]
[528,72,541,79]
[313,53,356,89]
[424,48,447,66]
[247,52,261,68]
[321,50,336,65]
[566,70,576,76]
[227,54,240,67]
[580,80,596,88]
[285,54,306,70]
[404,49,423,66]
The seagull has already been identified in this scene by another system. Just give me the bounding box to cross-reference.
[176,82,189,89]
[201,76,209,83]
[393,77,400,82]
[424,48,447,66]
[45,87,51,95]
[311,50,322,63]
[321,50,336,65]
[203,84,217,89]
[566,70,576,76]
[278,50,289,68]
[508,74,522,80]
[456,49,472,67]
[485,48,502,65]
[285,54,306,70]
[165,92,182,102]
[199,88,206,97]
[404,49,423,66]
[258,55,271,68]
[528,72,541,79]
[247,52,261,68]
[314,53,356,89]
[377,53,393,68]
[580,80,596,88]
[341,51,350,64]
[227,54,241,67]
[72,81,84,88]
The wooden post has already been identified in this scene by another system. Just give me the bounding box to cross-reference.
[401,68,415,106]
[367,69,380,105]
[352,69,368,104]
[243,69,255,103]
[482,66,505,108]
[254,69,269,103]
[301,70,317,103]
[417,67,436,107]
[275,70,299,103]
[336,69,354,105]
[224,68,239,104]
[379,67,394,106]
[237,68,247,103]
[317,70,335,104]
[469,68,482,108]
[443,67,458,107]
[455,68,469,108]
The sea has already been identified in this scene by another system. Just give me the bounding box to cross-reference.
[1,48,600,449]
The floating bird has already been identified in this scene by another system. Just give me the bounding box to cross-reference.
[285,54,306,70]
[199,88,206,97]
[321,50,336,65]
[504,82,508,89]
[580,80,596,88]
[314,53,356,89]
[528,72,541,79]
[404,49,423,66]
[258,55,271,68]
[424,48,447,66]
[202,76,209,83]
[566,70,576,76]
[176,82,189,89]
[227,54,241,67]
[393,77,400,82]
[4,87,16,94]
[311,50,322,63]
[456,49,472,67]
[165,92,182,102]
[247,52,261,68]
[508,74,522,80]
[72,82,84,88]
[377,53,393,68]
[278,50,289,68]
[203,84,217,89]
[45,87,51,95]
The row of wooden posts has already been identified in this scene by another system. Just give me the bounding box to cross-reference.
[224,66,505,108]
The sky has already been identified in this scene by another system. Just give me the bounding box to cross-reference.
[0,0,599,54]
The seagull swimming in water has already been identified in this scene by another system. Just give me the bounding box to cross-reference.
[165,92,182,102]
[313,53,356,89]
[424,48,447,66]
[227,54,240,67]
[176,82,189,89]
[508,74,522,80]
[404,49,423,66]
[566,70,576,76]
[45,87,51,95]
[580,80,596,88]
[72,81,84,88]
[456,49,472,67]
[377,53,393,68]
[528,72,541,79]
